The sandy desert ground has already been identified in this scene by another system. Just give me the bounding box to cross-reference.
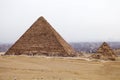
[0,53,120,80]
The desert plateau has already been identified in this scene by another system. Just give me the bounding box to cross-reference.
[0,53,120,80]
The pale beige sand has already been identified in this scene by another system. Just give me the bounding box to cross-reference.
[0,56,120,80]
[0,52,5,54]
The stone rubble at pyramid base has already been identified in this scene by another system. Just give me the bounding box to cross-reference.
[90,53,116,61]
[5,52,77,57]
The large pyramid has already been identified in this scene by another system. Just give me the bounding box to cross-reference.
[91,42,117,60]
[5,16,76,56]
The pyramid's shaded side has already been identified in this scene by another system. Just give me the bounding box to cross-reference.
[5,16,76,56]
[91,42,117,60]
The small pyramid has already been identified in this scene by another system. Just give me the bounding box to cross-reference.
[91,42,117,60]
[5,16,76,56]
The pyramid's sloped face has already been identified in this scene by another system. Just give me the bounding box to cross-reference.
[97,42,117,57]
[5,17,76,56]
[91,42,117,60]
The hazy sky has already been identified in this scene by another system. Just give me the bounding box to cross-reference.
[1,0,120,43]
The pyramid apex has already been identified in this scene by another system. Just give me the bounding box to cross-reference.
[103,42,107,44]
[102,42,108,46]
[38,16,46,20]
[36,16,47,23]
